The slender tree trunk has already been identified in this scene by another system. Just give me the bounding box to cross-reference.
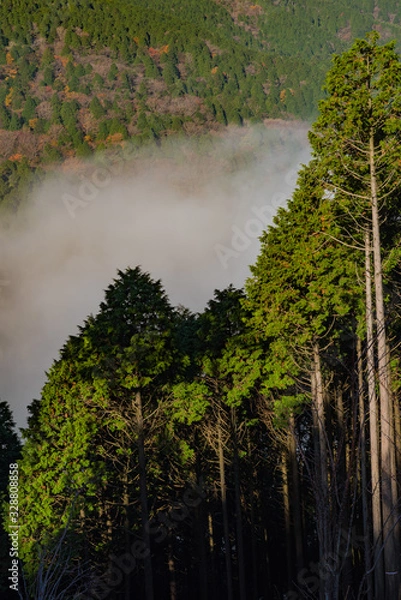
[231,409,246,600]
[136,390,154,600]
[105,509,115,589]
[311,373,324,600]
[289,414,304,574]
[365,230,385,599]
[262,525,271,599]
[281,446,292,590]
[196,502,208,600]
[369,135,400,598]
[312,343,332,600]
[217,416,233,600]
[335,387,352,600]
[195,433,209,600]
[388,361,400,555]
[394,396,401,499]
[123,467,131,600]
[246,430,259,600]
[357,336,374,600]
[208,510,215,594]
[168,544,177,600]
[249,471,259,600]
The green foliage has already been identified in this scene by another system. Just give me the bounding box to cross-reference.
[143,54,160,78]
[309,32,401,290]
[309,32,401,191]
[93,72,104,87]
[171,381,212,425]
[40,47,53,67]
[162,60,180,86]
[12,267,189,580]
[21,96,36,122]
[76,140,92,157]
[89,96,105,119]
[43,143,62,163]
[108,118,128,138]
[60,100,79,131]
[41,65,54,86]
[0,158,42,214]
[2,0,393,168]
[107,62,118,82]
[0,0,391,148]
[245,164,360,421]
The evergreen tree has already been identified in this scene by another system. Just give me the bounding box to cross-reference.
[161,61,176,86]
[15,267,181,598]
[309,32,401,599]
[107,62,118,82]
[89,96,106,119]
[41,65,54,86]
[244,165,363,598]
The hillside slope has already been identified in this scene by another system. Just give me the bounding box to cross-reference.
[0,0,401,210]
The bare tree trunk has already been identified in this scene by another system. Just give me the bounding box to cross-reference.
[365,230,385,599]
[388,360,400,555]
[281,447,292,590]
[217,416,233,600]
[357,335,373,600]
[289,414,303,574]
[136,390,154,600]
[231,408,246,600]
[196,502,208,600]
[394,396,401,500]
[335,387,353,599]
[249,475,259,600]
[246,431,259,600]
[123,467,131,600]
[369,135,400,598]
[312,343,332,600]
[208,510,215,594]
[168,544,177,600]
[311,376,324,600]
[105,510,115,589]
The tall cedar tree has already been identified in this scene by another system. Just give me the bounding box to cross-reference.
[309,31,401,600]
[15,267,182,599]
[244,164,365,599]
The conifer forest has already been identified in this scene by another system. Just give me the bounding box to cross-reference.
[1,2,401,600]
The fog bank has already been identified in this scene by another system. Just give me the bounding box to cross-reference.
[0,125,310,430]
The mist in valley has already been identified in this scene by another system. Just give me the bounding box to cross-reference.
[0,125,310,430]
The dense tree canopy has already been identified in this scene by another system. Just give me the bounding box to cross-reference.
[0,0,400,185]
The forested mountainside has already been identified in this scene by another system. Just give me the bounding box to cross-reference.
[1,33,401,600]
[0,0,401,182]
